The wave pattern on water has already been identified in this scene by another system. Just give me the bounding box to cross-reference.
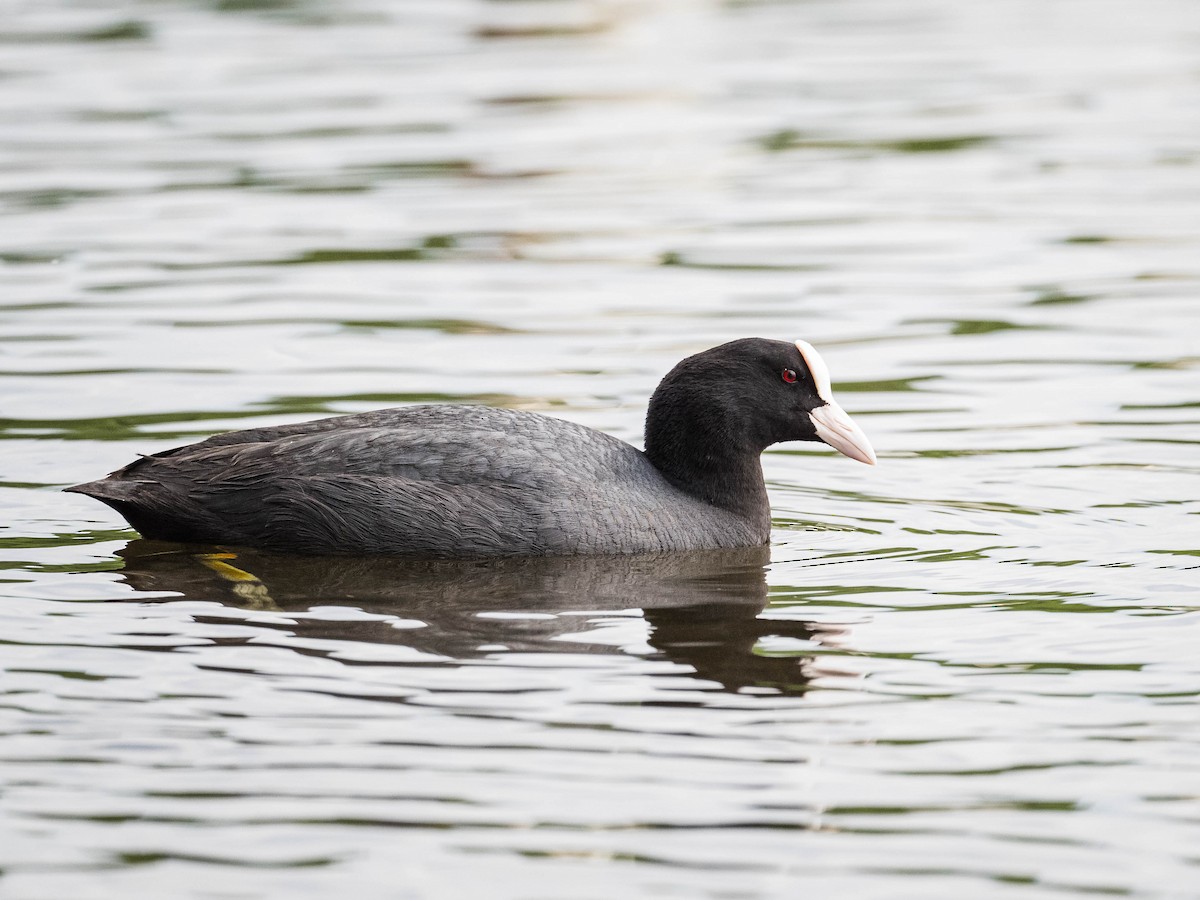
[2,0,1199,897]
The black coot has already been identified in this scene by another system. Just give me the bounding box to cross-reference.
[66,338,876,557]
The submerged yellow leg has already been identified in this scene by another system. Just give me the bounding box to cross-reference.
[197,552,278,610]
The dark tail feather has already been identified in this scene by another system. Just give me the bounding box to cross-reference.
[64,479,143,501]
[64,479,221,543]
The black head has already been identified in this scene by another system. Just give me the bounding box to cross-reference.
[645,337,876,464]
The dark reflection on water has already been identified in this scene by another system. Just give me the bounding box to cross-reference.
[116,540,820,695]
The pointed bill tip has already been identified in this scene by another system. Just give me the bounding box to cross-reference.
[809,401,877,466]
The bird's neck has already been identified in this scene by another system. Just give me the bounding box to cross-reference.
[643,391,770,525]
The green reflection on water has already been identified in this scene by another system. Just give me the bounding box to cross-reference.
[165,317,516,335]
[835,376,939,393]
[1,19,150,43]
[1029,289,1094,306]
[659,251,823,271]
[163,235,483,269]
[760,130,992,154]
[0,529,134,551]
[1061,234,1113,244]
[287,248,425,264]
[79,20,150,41]
[340,319,517,335]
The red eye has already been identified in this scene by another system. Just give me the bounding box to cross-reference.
[781,368,798,384]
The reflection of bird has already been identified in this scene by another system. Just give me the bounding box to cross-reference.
[116,541,824,695]
[69,339,874,557]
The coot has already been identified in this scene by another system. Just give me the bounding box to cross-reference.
[66,338,875,557]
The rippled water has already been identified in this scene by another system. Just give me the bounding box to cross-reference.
[3,0,1199,896]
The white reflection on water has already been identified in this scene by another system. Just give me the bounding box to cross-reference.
[2,0,1199,897]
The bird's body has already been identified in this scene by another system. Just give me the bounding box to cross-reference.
[71,405,765,556]
[67,338,875,557]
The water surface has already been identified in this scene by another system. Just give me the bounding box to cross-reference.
[2,1,1199,897]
